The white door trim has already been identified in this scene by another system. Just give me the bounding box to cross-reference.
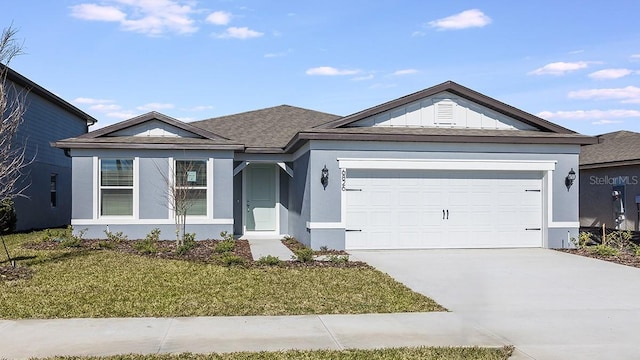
[337,158,557,171]
[242,163,280,236]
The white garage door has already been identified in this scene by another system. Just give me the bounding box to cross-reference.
[345,169,543,249]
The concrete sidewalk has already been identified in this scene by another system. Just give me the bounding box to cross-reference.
[245,238,294,261]
[0,313,507,358]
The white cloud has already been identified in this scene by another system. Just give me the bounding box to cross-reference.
[306,67,361,76]
[264,49,292,58]
[70,4,126,21]
[352,74,374,81]
[392,69,418,76]
[592,119,624,125]
[411,31,426,37]
[588,68,635,80]
[70,0,198,36]
[73,97,114,104]
[631,54,640,59]
[216,27,263,39]
[90,103,122,112]
[136,102,175,111]
[568,86,640,103]
[206,11,231,25]
[106,111,138,119]
[428,9,491,31]
[528,61,597,75]
[537,109,640,120]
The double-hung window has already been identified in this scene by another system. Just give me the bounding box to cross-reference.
[100,159,134,216]
[175,160,207,216]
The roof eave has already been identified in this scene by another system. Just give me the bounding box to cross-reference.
[51,141,244,151]
[3,65,98,126]
[285,131,596,153]
[580,159,640,170]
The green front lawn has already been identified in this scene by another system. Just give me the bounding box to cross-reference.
[0,230,444,319]
[45,346,514,360]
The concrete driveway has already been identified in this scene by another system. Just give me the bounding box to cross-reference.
[349,248,640,360]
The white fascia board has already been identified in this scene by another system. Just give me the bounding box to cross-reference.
[337,158,557,171]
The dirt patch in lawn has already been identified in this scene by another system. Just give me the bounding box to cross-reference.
[558,248,640,268]
[281,237,349,256]
[0,265,33,281]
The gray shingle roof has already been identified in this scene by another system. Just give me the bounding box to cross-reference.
[190,105,341,149]
[580,131,640,168]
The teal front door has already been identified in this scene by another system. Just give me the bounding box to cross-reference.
[246,164,277,231]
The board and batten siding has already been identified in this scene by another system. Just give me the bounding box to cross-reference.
[348,91,539,130]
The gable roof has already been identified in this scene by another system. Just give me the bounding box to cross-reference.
[53,112,244,150]
[316,81,575,134]
[191,105,341,153]
[3,64,97,126]
[580,131,640,169]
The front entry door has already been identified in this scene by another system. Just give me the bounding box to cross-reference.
[245,164,277,231]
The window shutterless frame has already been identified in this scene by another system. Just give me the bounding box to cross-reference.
[99,158,134,217]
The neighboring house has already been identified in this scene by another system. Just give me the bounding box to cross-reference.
[3,66,97,231]
[579,131,640,231]
[53,81,595,250]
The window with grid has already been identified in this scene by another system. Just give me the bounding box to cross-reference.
[175,160,207,216]
[100,159,133,216]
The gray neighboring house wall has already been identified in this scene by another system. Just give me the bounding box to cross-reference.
[579,131,640,231]
[3,66,96,231]
[54,81,596,249]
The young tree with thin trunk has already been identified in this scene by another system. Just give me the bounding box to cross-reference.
[0,25,30,267]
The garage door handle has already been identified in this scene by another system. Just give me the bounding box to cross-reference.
[446,209,449,219]
[525,228,541,231]
[443,210,445,219]
[345,188,362,191]
[345,229,362,232]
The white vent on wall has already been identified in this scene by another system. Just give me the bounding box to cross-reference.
[435,100,456,125]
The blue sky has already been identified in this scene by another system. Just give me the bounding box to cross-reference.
[2,1,640,135]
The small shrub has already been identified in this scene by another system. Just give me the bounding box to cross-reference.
[572,232,595,249]
[319,245,329,252]
[104,230,128,243]
[177,232,197,255]
[635,247,640,257]
[134,228,160,254]
[606,230,634,251]
[97,240,115,249]
[293,248,314,263]
[220,253,245,267]
[0,199,17,235]
[42,228,68,242]
[326,255,349,264]
[219,231,235,242]
[257,255,282,266]
[215,239,235,254]
[59,226,86,248]
[590,244,619,257]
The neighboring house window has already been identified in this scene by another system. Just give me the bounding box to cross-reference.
[100,159,134,216]
[175,160,207,216]
[50,174,57,208]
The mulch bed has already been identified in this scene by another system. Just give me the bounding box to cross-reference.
[557,248,640,268]
[281,238,349,255]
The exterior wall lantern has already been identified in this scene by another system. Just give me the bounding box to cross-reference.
[321,165,329,190]
[565,168,576,191]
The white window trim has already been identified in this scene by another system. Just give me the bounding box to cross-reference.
[172,158,212,219]
[97,157,137,219]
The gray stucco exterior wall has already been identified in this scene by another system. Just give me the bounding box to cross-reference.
[294,140,580,250]
[69,149,234,240]
[289,151,311,246]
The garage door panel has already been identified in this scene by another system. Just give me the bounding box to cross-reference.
[345,169,543,249]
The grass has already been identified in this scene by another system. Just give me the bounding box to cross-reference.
[0,230,444,319]
[42,346,514,360]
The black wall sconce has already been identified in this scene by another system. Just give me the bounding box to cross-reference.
[321,165,329,190]
[565,168,576,191]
